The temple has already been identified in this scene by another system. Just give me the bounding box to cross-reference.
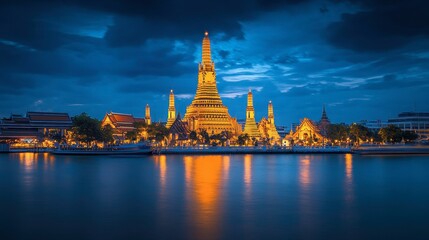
[243,89,261,138]
[258,101,280,142]
[183,32,241,135]
[291,118,324,145]
[166,90,176,129]
[101,112,146,140]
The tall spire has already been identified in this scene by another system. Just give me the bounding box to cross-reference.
[202,31,212,65]
[243,89,260,138]
[268,100,274,125]
[166,90,176,128]
[145,104,151,125]
[320,104,329,122]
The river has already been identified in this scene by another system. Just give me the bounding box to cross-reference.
[1,153,429,240]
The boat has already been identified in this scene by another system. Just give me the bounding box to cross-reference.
[51,143,152,155]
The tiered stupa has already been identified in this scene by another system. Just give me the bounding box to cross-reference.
[166,90,176,128]
[243,89,261,138]
[183,32,241,135]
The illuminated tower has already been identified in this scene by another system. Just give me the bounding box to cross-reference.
[166,90,176,128]
[243,89,261,138]
[183,32,241,135]
[258,100,280,141]
[268,100,274,125]
[145,104,151,125]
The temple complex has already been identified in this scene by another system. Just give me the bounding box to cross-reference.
[258,101,280,141]
[243,90,261,138]
[166,90,176,129]
[145,104,151,125]
[183,32,241,135]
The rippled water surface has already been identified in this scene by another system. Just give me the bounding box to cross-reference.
[1,153,429,240]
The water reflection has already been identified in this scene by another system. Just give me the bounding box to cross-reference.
[183,155,228,240]
[244,154,252,201]
[344,153,354,202]
[345,153,353,183]
[299,156,311,187]
[19,152,38,171]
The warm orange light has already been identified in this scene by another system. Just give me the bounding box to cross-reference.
[184,155,224,240]
[345,153,353,181]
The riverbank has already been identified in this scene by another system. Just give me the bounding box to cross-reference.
[3,145,429,155]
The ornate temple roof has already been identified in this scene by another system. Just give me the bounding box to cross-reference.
[169,114,190,140]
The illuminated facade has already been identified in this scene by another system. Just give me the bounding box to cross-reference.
[292,118,324,144]
[258,101,280,142]
[183,32,241,135]
[0,112,72,141]
[166,90,176,129]
[243,89,261,138]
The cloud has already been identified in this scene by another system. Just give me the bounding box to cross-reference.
[326,0,429,52]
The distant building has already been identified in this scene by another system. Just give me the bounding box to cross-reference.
[0,112,72,141]
[387,112,429,139]
[358,120,388,131]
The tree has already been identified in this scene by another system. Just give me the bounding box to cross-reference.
[378,125,402,143]
[100,125,114,144]
[189,131,198,145]
[71,113,102,146]
[237,134,249,146]
[402,131,418,142]
[147,123,169,142]
[327,124,349,144]
[349,123,370,145]
[199,129,210,144]
[125,130,138,142]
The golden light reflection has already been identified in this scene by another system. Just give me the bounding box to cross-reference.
[159,155,167,188]
[244,155,252,185]
[18,152,38,171]
[222,155,230,181]
[345,153,353,183]
[299,156,311,187]
[184,155,226,240]
[344,153,354,203]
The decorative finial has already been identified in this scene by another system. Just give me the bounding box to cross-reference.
[205,31,208,36]
[248,88,251,93]
[170,89,173,93]
[269,100,272,104]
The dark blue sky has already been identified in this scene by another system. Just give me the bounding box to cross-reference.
[1,0,428,126]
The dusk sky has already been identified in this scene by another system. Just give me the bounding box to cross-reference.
[1,0,428,126]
